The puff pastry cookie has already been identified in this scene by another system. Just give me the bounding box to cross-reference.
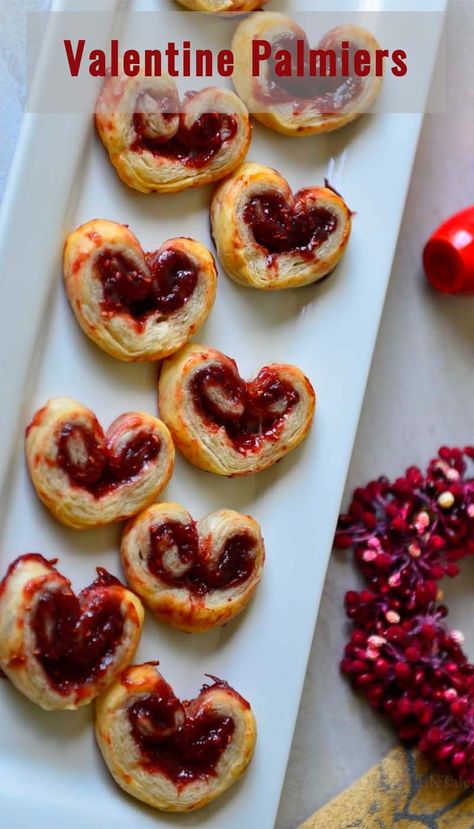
[25,397,175,529]
[175,0,266,9]
[211,162,352,289]
[95,663,256,812]
[158,344,316,476]
[95,73,251,193]
[64,219,217,361]
[0,554,144,710]
[232,13,383,136]
[121,503,265,632]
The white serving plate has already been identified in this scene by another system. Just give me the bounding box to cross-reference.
[0,2,445,827]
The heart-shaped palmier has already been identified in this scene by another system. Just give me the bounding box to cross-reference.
[95,663,256,812]
[0,554,144,710]
[64,219,217,361]
[232,13,383,136]
[121,503,265,632]
[158,344,316,476]
[95,72,251,194]
[175,0,266,9]
[25,397,175,528]
[211,162,351,289]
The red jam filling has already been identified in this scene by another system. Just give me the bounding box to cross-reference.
[191,363,299,452]
[132,90,238,168]
[56,422,160,498]
[257,34,364,112]
[31,569,124,694]
[128,681,235,784]
[97,248,198,325]
[147,521,256,594]
[244,191,337,255]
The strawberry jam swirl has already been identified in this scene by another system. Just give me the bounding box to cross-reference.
[255,34,364,111]
[244,191,337,255]
[131,90,238,168]
[147,520,257,595]
[128,677,235,785]
[337,447,474,786]
[31,567,124,694]
[190,363,300,452]
[56,421,160,497]
[97,248,198,326]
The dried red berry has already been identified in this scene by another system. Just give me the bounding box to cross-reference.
[338,447,474,784]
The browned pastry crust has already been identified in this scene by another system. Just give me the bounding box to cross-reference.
[64,219,217,361]
[95,73,251,193]
[175,0,267,10]
[232,13,383,136]
[25,397,175,528]
[0,555,144,710]
[95,663,257,811]
[158,343,316,476]
[211,162,352,289]
[121,503,265,631]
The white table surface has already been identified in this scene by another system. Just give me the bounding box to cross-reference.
[1,1,473,826]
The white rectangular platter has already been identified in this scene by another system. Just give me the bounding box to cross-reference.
[0,2,445,827]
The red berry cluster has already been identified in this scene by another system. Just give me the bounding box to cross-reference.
[337,447,474,783]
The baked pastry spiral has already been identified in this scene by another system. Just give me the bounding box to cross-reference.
[25,397,175,529]
[63,219,217,361]
[0,554,144,710]
[211,163,352,289]
[174,0,266,10]
[121,503,265,632]
[158,344,316,476]
[232,13,383,136]
[95,663,256,812]
[95,73,251,193]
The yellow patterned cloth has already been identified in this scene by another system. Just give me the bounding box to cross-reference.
[299,747,474,828]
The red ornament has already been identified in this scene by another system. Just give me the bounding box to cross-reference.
[423,206,474,294]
